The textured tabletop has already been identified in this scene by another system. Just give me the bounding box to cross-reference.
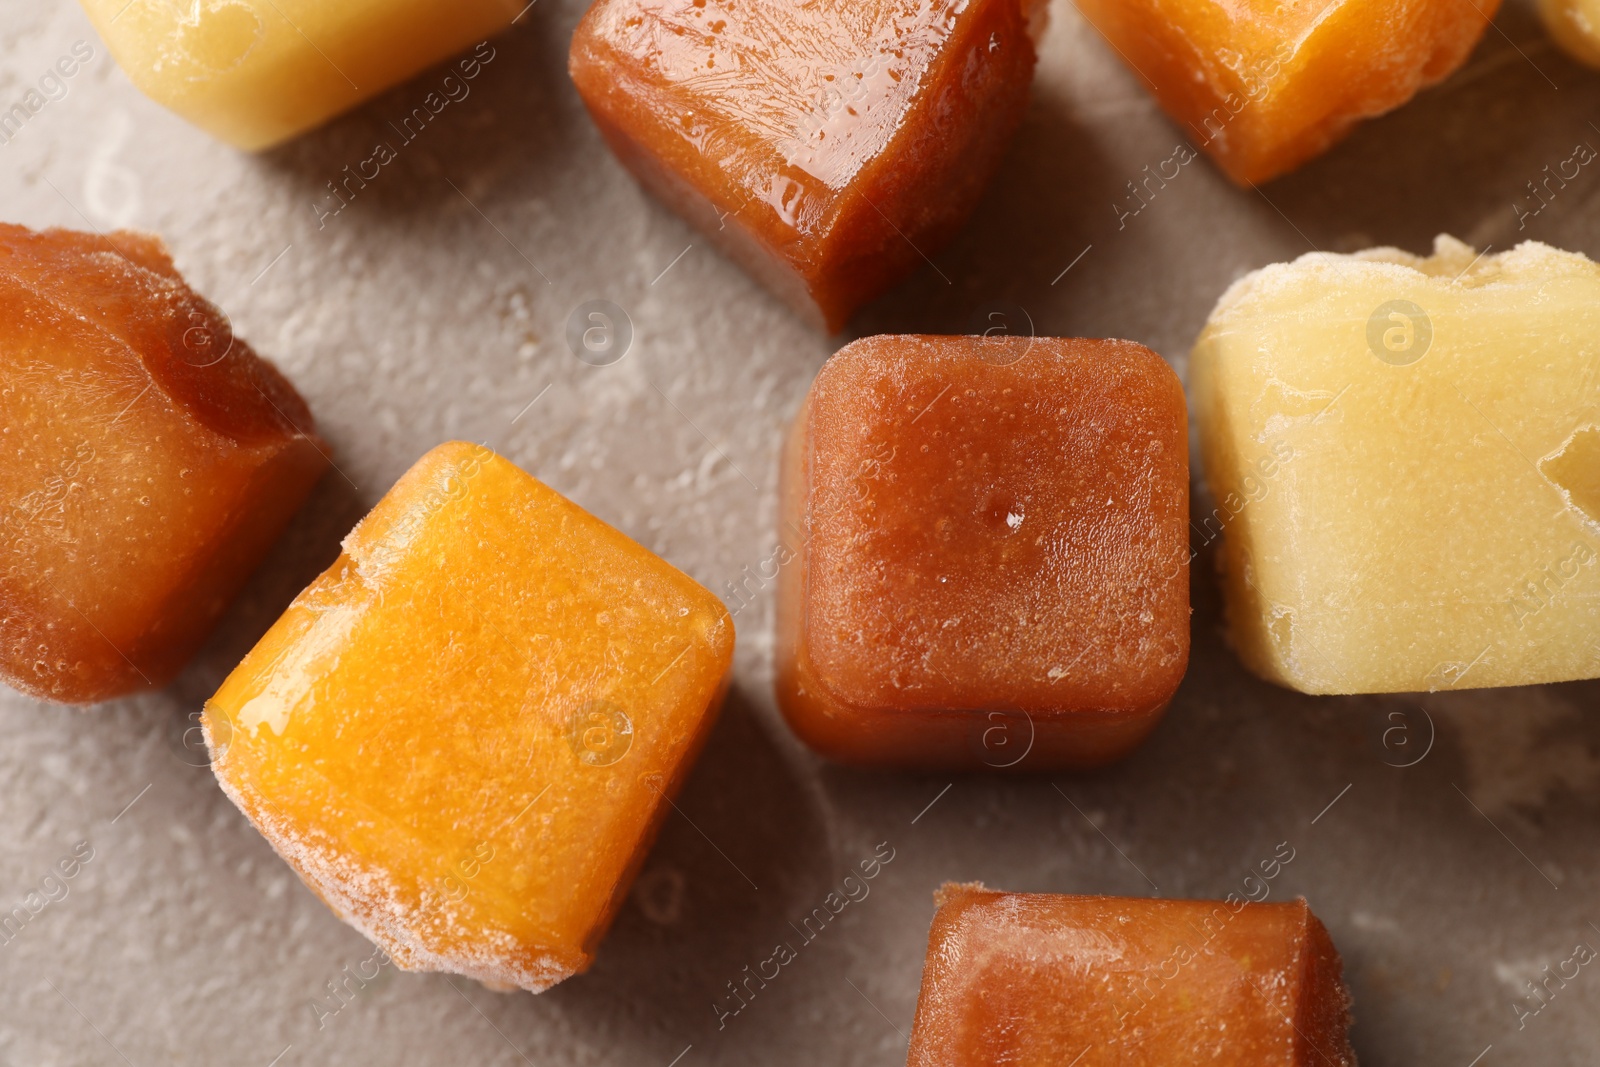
[2,0,1599,1064]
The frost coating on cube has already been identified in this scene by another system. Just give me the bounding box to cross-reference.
[908,884,1355,1066]
[205,443,734,991]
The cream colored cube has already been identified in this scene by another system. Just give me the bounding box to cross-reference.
[1539,0,1600,67]
[1192,236,1600,695]
[79,0,519,150]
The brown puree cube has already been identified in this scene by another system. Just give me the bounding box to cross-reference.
[775,335,1189,770]
[908,885,1356,1067]
[0,224,328,704]
[568,0,1047,332]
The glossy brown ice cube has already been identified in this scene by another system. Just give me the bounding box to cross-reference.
[775,335,1189,770]
[569,0,1045,332]
[908,884,1356,1066]
[0,224,328,703]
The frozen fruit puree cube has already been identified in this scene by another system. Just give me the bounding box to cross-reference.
[775,335,1189,770]
[568,0,1046,332]
[0,223,327,704]
[1192,236,1600,695]
[908,885,1355,1066]
[1073,0,1497,184]
[77,0,518,150]
[204,442,735,992]
[1539,0,1600,66]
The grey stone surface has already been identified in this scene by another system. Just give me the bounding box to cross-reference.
[2,0,1599,1064]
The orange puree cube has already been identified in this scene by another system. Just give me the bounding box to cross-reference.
[775,335,1190,771]
[908,885,1356,1066]
[1073,0,1498,184]
[203,442,735,992]
[568,0,1046,332]
[0,223,327,704]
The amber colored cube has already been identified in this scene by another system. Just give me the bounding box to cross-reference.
[908,884,1355,1066]
[568,0,1046,332]
[1074,0,1497,184]
[775,335,1189,771]
[204,443,735,991]
[0,223,327,704]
